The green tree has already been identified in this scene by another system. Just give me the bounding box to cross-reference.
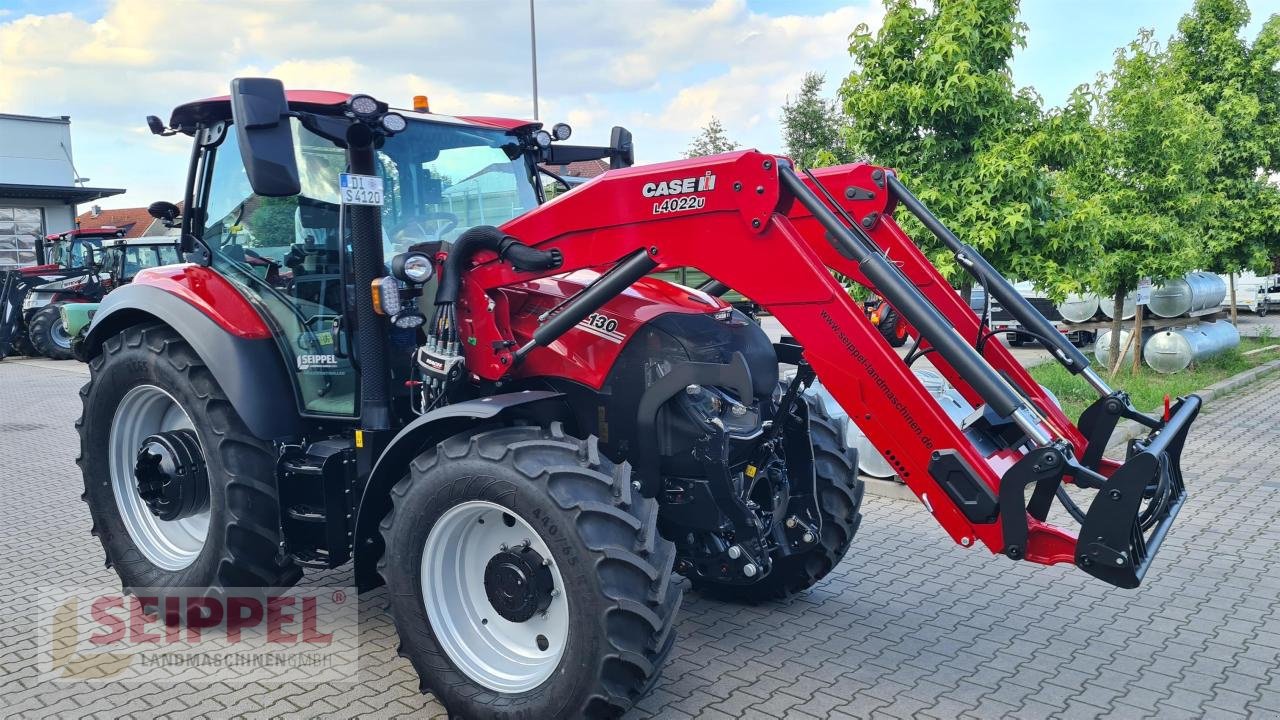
[249,196,299,248]
[1169,0,1280,318]
[1056,32,1221,368]
[781,72,856,168]
[839,0,1082,288]
[683,117,738,158]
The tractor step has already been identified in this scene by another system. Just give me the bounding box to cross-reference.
[277,438,355,569]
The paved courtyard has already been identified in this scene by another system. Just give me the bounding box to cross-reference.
[2,356,1279,718]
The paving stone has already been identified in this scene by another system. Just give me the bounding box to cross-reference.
[4,358,1280,718]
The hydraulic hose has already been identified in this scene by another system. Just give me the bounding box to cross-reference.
[435,226,562,305]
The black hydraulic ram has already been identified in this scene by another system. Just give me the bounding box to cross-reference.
[778,167,1052,447]
[884,173,1114,396]
[513,249,658,363]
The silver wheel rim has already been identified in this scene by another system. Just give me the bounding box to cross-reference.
[50,319,72,349]
[421,501,569,693]
[109,384,209,570]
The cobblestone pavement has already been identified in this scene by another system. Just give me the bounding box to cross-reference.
[2,358,1279,719]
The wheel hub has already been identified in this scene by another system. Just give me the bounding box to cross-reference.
[134,428,209,522]
[483,544,554,623]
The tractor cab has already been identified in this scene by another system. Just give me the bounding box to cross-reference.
[39,226,127,270]
[158,89,630,418]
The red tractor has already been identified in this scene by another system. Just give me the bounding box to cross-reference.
[78,79,1199,718]
[0,227,128,359]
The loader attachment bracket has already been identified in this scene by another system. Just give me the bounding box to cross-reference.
[1075,395,1199,589]
[998,443,1071,560]
[1076,391,1160,471]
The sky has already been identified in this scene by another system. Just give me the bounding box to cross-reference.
[0,0,1277,211]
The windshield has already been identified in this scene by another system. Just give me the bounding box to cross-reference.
[204,117,539,266]
[47,237,108,268]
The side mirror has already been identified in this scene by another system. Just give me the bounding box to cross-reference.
[608,126,634,169]
[147,200,181,227]
[229,77,300,197]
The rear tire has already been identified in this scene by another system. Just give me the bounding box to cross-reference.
[78,324,300,594]
[695,390,863,601]
[29,304,74,359]
[380,423,681,719]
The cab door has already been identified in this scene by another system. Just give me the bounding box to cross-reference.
[195,122,357,417]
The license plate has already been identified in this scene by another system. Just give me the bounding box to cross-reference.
[339,173,384,206]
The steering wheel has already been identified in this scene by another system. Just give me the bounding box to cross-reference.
[400,212,459,243]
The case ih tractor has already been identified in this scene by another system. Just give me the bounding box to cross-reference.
[78,79,1199,718]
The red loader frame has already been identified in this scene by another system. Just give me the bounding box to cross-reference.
[454,150,1198,588]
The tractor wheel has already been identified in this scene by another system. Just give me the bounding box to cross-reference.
[697,389,863,602]
[379,423,681,719]
[12,330,37,357]
[78,324,301,596]
[28,304,74,360]
[877,306,908,348]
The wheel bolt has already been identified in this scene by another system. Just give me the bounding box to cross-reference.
[727,546,741,560]
[802,532,815,544]
[785,517,797,529]
[743,563,758,577]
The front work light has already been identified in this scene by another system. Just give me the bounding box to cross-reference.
[551,122,572,141]
[381,113,407,133]
[348,94,379,118]
[392,252,434,283]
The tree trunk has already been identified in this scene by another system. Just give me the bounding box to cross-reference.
[1229,272,1238,327]
[1108,287,1125,372]
[1132,302,1144,374]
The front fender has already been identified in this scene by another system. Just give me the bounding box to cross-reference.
[353,390,569,591]
[84,279,300,441]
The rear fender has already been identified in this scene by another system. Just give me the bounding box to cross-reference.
[353,390,569,591]
[84,278,300,441]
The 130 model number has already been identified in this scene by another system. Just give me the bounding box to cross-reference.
[652,195,706,214]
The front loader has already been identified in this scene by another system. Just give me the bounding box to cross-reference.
[76,79,1198,718]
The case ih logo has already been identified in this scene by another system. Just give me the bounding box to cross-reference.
[641,172,717,198]
[38,587,358,684]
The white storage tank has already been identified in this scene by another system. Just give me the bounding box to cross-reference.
[1095,328,1140,368]
[1143,320,1239,373]
[1099,291,1138,320]
[1056,292,1101,324]
[1147,272,1227,318]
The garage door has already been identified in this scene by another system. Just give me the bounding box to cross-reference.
[0,207,44,269]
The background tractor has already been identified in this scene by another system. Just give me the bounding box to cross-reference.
[77,79,1200,718]
[0,229,179,359]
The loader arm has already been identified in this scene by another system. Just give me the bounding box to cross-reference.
[454,150,1197,588]
[787,166,1090,456]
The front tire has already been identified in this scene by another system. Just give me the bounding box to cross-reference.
[380,423,681,719]
[78,324,300,592]
[29,304,74,359]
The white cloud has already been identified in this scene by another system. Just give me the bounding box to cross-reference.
[0,0,881,209]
